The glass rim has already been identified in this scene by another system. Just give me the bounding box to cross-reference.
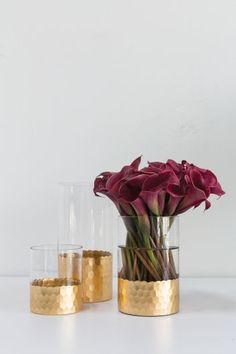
[30,244,83,251]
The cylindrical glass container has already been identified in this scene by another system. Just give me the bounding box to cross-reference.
[118,216,179,316]
[30,244,83,315]
[59,184,113,303]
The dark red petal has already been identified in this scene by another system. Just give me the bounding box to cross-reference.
[166,159,182,173]
[176,185,207,214]
[148,161,166,168]
[164,184,183,215]
[93,172,112,195]
[140,166,158,174]
[158,191,166,215]
[106,172,122,190]
[119,175,147,202]
[205,200,211,210]
[210,183,225,196]
[189,169,211,198]
[141,191,159,215]
[119,183,140,202]
[140,191,166,215]
[166,195,182,215]
[190,169,205,189]
[106,167,128,190]
[130,156,142,170]
[181,160,190,170]
[184,174,190,184]
[143,170,178,191]
[106,163,138,191]
[167,184,183,197]
[193,201,202,209]
[202,170,218,187]
[131,198,149,216]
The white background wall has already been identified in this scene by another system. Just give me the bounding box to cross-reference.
[0,0,235,276]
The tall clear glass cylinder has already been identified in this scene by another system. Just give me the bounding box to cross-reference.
[30,244,83,315]
[59,183,113,303]
[118,216,179,316]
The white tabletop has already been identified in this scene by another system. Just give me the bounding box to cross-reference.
[0,277,235,354]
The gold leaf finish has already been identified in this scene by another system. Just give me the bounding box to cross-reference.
[118,278,179,316]
[82,250,112,303]
[58,253,81,280]
[58,250,113,303]
[30,278,82,315]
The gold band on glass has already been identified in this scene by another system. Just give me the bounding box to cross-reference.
[58,252,81,280]
[118,278,179,316]
[58,250,113,303]
[30,278,82,315]
[82,250,112,303]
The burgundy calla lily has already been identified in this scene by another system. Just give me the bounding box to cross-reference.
[94,157,225,217]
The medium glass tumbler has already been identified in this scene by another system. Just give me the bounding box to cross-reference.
[59,184,113,303]
[30,244,83,315]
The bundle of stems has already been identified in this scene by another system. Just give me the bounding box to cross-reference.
[119,215,178,281]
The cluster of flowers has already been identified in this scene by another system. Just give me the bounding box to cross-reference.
[94,156,224,216]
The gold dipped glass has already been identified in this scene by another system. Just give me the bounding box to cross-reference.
[59,183,113,302]
[30,244,83,315]
[118,216,179,316]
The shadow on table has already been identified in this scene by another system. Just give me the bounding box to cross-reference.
[181,291,236,313]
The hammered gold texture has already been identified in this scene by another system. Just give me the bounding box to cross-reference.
[118,278,179,316]
[58,253,81,280]
[82,250,112,303]
[30,278,82,315]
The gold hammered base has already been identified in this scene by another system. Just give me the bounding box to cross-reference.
[118,278,179,316]
[30,278,82,315]
[82,250,112,303]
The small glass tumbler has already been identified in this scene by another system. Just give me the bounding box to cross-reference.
[30,244,83,315]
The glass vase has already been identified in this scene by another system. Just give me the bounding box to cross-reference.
[118,216,179,316]
[59,183,113,303]
[30,244,83,315]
